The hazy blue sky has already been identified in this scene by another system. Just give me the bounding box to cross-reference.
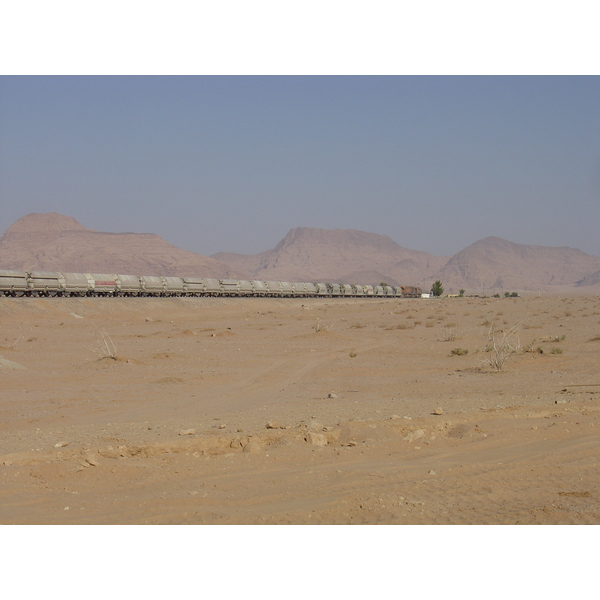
[1,76,599,257]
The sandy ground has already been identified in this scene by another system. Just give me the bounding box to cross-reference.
[0,294,599,524]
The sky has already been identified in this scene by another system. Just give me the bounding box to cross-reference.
[1,75,599,258]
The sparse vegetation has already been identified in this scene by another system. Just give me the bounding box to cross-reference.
[313,319,332,333]
[459,289,465,297]
[441,326,459,341]
[549,347,564,355]
[91,330,118,360]
[385,323,412,330]
[349,350,358,358]
[524,340,544,354]
[483,324,520,372]
[450,347,469,356]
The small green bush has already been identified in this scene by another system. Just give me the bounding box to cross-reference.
[450,347,468,356]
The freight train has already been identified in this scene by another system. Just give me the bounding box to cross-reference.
[0,270,422,299]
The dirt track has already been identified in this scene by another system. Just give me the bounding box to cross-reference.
[1,295,599,524]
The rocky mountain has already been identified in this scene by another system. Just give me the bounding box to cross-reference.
[213,227,448,286]
[2,214,600,293]
[424,237,600,293]
[576,269,600,287]
[0,213,246,278]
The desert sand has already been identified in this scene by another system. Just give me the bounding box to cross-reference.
[1,293,599,524]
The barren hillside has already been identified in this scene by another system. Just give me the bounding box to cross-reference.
[425,237,600,293]
[214,227,447,286]
[0,213,246,278]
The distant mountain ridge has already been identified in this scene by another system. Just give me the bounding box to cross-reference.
[2,213,600,293]
[0,213,246,279]
[424,236,600,292]
[215,228,600,292]
[213,227,448,286]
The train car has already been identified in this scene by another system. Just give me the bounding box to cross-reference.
[265,281,282,297]
[116,274,142,296]
[327,283,341,296]
[237,280,254,296]
[251,280,268,296]
[363,285,374,296]
[351,284,365,297]
[291,282,307,297]
[279,282,294,296]
[61,272,92,296]
[182,277,204,296]
[314,283,328,296]
[0,270,29,296]
[302,282,318,296]
[164,277,185,296]
[203,279,222,296]
[29,271,62,296]
[340,284,353,296]
[220,279,240,296]
[140,276,164,296]
[401,286,422,298]
[90,274,119,296]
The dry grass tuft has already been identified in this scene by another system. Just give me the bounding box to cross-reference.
[91,330,118,360]
[313,320,332,333]
[441,326,460,341]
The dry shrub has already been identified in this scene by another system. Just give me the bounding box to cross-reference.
[483,324,520,372]
[450,347,468,356]
[92,330,117,360]
[441,326,459,341]
[314,320,332,333]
